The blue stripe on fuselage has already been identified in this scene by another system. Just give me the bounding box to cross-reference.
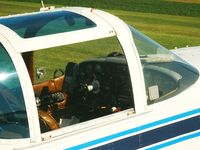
[93,114,200,149]
[146,131,200,150]
[66,108,200,150]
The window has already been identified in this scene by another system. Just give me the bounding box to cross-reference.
[129,26,199,104]
[0,11,96,38]
[23,37,134,133]
[0,43,29,139]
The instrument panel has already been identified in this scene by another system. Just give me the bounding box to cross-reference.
[69,56,134,121]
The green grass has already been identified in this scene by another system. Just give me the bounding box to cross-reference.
[0,1,40,16]
[166,0,200,4]
[0,0,199,49]
[34,37,122,83]
[0,0,199,82]
[110,10,200,48]
[9,0,200,17]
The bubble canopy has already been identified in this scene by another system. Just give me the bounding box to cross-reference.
[0,11,96,38]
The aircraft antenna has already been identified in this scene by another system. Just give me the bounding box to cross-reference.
[40,0,55,11]
[41,0,45,9]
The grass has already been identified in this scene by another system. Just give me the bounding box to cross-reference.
[0,1,40,16]
[110,10,200,48]
[0,0,199,83]
[9,0,200,17]
[34,37,122,83]
[166,0,200,4]
[0,0,199,49]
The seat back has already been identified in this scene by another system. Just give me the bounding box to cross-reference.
[38,110,59,133]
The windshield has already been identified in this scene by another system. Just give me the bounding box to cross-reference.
[0,44,29,139]
[129,26,199,104]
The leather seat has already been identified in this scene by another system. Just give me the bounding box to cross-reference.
[38,110,59,133]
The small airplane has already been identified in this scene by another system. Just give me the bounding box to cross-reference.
[0,2,200,150]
